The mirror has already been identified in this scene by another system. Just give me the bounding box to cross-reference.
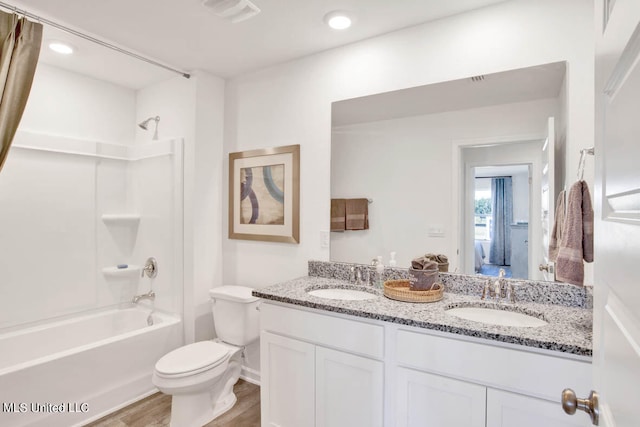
[330,62,567,281]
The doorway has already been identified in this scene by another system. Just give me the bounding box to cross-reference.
[459,140,542,280]
[472,165,530,278]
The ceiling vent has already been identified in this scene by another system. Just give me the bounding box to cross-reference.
[202,0,261,23]
[471,75,485,82]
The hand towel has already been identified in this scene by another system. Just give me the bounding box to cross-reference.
[425,253,448,264]
[330,198,346,231]
[345,198,369,230]
[548,190,566,261]
[411,257,438,271]
[556,181,594,286]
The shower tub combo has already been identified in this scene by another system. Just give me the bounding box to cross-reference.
[0,307,181,427]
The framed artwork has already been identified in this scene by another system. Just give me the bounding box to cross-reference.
[229,144,300,243]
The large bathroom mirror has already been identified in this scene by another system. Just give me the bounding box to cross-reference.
[330,62,567,281]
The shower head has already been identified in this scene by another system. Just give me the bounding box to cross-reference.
[138,116,160,140]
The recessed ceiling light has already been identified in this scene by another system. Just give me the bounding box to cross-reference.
[48,41,74,55]
[324,11,352,30]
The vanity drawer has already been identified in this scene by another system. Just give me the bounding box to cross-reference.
[260,302,384,359]
[395,327,591,402]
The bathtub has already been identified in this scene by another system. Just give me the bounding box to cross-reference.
[0,307,182,427]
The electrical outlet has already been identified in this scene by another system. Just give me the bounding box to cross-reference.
[320,231,330,248]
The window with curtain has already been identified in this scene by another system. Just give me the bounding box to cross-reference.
[489,177,513,266]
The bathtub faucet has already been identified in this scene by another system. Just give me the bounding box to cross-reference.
[132,290,156,304]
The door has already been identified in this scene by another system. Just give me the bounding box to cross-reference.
[315,346,383,427]
[570,1,640,426]
[260,331,315,427]
[395,367,486,427]
[540,116,556,281]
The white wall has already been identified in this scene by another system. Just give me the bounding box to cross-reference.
[330,98,556,268]
[511,170,530,223]
[136,71,225,343]
[223,0,594,289]
[0,62,190,329]
[129,141,184,315]
[0,64,136,328]
[20,63,135,142]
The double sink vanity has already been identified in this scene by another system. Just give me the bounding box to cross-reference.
[254,260,593,427]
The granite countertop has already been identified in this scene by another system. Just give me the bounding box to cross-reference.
[253,276,593,358]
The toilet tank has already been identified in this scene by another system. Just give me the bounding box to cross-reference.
[209,286,260,346]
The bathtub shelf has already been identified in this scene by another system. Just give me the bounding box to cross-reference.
[101,214,141,226]
[102,265,141,278]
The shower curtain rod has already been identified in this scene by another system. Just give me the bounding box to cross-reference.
[0,1,191,79]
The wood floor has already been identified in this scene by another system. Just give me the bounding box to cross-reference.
[86,380,260,427]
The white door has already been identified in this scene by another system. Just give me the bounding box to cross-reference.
[540,116,556,281]
[395,367,486,427]
[562,1,640,426]
[260,331,315,427]
[315,346,384,427]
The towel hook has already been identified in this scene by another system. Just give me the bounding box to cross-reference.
[577,147,594,181]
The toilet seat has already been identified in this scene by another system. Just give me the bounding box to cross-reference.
[155,341,230,379]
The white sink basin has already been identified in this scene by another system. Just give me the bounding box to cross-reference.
[308,288,378,301]
[445,306,547,328]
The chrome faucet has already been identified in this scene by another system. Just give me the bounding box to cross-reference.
[132,290,156,304]
[481,278,494,300]
[355,266,362,285]
[504,281,516,303]
[349,265,370,286]
[481,269,515,303]
[360,266,370,286]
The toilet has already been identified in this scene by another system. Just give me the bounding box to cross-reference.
[152,286,260,427]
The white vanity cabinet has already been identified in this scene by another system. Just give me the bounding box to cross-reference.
[260,302,384,427]
[394,326,592,427]
[315,346,384,427]
[395,367,486,427]
[486,388,588,427]
[259,301,592,427]
[261,330,315,427]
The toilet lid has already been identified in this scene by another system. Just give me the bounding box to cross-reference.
[155,341,230,376]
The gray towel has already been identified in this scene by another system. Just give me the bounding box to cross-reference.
[411,257,438,271]
[556,181,594,286]
[548,190,566,261]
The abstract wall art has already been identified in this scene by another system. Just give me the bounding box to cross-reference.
[229,144,300,243]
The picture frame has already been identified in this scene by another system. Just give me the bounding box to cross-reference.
[228,144,300,243]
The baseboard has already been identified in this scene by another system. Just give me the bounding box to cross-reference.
[240,365,261,386]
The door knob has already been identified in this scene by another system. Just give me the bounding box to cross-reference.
[561,389,599,425]
[539,263,550,272]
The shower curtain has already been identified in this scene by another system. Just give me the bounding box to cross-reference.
[489,177,513,266]
[0,10,42,173]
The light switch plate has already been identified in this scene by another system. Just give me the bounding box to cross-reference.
[428,225,445,237]
[320,231,330,248]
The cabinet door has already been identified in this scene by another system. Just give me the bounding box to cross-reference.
[487,388,590,427]
[396,367,486,427]
[316,346,384,427]
[260,331,315,427]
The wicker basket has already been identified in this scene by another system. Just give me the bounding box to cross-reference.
[383,279,444,303]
